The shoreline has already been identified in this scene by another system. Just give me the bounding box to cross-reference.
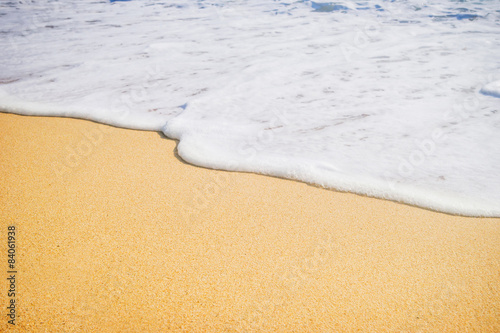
[1,112,499,332]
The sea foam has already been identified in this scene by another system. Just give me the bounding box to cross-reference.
[1,0,499,216]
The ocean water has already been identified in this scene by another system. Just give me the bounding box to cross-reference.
[1,0,499,216]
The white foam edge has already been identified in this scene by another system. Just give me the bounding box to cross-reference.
[0,89,166,131]
[164,121,500,218]
[2,89,498,217]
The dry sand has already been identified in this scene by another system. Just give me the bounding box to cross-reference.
[0,112,499,332]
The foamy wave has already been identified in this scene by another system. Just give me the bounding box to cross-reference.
[1,0,499,216]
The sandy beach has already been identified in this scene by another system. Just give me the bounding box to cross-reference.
[0,112,499,332]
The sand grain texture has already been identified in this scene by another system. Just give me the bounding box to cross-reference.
[0,112,499,332]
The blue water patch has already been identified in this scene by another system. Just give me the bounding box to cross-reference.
[429,13,479,21]
[455,13,479,20]
[310,2,350,12]
[480,90,500,98]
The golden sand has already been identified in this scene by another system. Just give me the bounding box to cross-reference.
[0,112,499,332]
